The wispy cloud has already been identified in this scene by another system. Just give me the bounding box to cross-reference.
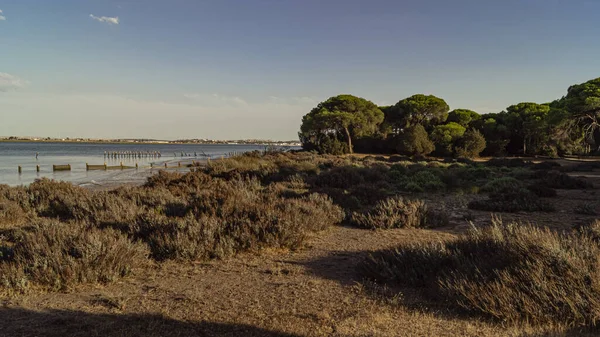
[0,73,28,92]
[183,93,248,107]
[89,14,119,25]
[0,9,6,21]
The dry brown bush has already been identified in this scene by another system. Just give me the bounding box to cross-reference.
[351,197,428,229]
[0,220,148,292]
[362,219,600,327]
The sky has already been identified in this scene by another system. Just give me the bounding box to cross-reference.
[1,0,599,140]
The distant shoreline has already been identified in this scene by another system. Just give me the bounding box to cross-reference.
[0,139,301,146]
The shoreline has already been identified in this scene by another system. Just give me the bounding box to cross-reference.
[0,139,301,146]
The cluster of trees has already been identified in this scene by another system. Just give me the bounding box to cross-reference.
[299,77,600,158]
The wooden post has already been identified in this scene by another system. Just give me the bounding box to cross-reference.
[104,163,107,170]
[86,163,89,171]
[207,157,211,166]
[136,163,139,169]
[120,162,124,169]
[164,163,168,168]
[68,164,71,171]
[18,166,22,174]
[36,165,40,172]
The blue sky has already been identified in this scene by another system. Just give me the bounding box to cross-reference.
[1,0,599,140]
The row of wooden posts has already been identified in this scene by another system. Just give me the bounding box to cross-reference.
[17,157,220,173]
[104,151,162,158]
[17,164,71,173]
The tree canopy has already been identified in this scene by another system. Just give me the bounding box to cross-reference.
[504,103,550,154]
[386,94,450,131]
[431,122,467,156]
[299,77,600,157]
[447,109,481,127]
[299,95,384,154]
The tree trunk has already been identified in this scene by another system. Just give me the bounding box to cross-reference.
[344,127,353,154]
[523,137,527,155]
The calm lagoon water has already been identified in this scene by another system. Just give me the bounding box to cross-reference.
[0,142,295,186]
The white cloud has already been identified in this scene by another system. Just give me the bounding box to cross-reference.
[0,9,6,21]
[0,73,28,92]
[89,14,119,25]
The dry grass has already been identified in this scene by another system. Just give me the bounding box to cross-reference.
[362,218,600,328]
[351,196,448,229]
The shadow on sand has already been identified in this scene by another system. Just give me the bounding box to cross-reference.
[0,307,301,337]
[296,249,599,337]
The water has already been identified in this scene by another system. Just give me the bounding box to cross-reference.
[0,142,296,186]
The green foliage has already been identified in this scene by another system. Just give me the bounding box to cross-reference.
[469,185,555,212]
[455,129,486,158]
[430,122,466,156]
[386,94,450,131]
[505,102,551,155]
[447,109,481,127]
[300,94,384,154]
[394,124,435,156]
[480,177,523,194]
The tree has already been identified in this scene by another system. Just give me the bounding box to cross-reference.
[447,109,481,127]
[299,95,384,154]
[395,124,434,156]
[430,122,467,156]
[471,114,511,156]
[505,103,550,155]
[455,129,487,158]
[556,77,600,151]
[386,94,450,132]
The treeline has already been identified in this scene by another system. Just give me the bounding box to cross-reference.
[299,77,600,158]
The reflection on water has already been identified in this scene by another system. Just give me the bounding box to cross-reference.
[0,142,296,186]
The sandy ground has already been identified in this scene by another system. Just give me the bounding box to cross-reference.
[1,222,595,337]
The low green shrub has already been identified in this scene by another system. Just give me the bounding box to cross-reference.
[536,171,592,189]
[480,177,523,194]
[469,186,555,212]
[574,203,598,215]
[526,184,557,198]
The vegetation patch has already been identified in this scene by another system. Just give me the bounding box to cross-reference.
[469,186,555,213]
[351,197,429,229]
[361,220,600,327]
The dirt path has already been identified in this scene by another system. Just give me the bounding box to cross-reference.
[0,225,588,337]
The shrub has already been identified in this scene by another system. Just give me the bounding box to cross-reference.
[395,124,434,156]
[479,177,523,194]
[526,184,557,198]
[351,197,429,229]
[536,170,592,189]
[27,179,93,221]
[0,221,149,292]
[313,166,366,189]
[574,203,598,215]
[361,220,600,327]
[469,186,555,212]
[133,182,344,260]
[455,129,486,158]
